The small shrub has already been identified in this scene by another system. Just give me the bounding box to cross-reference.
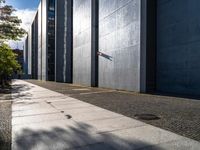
[0,43,20,88]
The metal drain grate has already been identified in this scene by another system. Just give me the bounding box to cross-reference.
[134,114,160,120]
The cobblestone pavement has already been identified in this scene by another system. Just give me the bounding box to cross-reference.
[0,91,12,150]
[26,80,200,142]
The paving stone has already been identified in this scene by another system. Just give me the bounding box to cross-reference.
[12,119,78,136]
[62,106,105,114]
[12,107,59,117]
[33,96,68,102]
[12,102,52,111]
[12,113,66,125]
[84,116,147,133]
[50,99,84,106]
[65,108,124,122]
[29,79,200,142]
[12,100,37,105]
[139,138,200,150]
[45,97,77,103]
[12,120,101,150]
[100,125,198,150]
[11,80,200,150]
[52,102,94,110]
[71,143,117,150]
[17,92,63,99]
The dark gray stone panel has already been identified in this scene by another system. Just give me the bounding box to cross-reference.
[55,0,72,83]
[157,0,200,95]
[23,37,29,75]
[91,0,99,87]
[31,13,38,79]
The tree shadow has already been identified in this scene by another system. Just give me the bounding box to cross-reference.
[10,83,36,101]
[0,83,34,101]
[0,87,11,94]
[11,92,33,100]
[13,122,163,150]
[11,84,33,94]
[0,86,12,101]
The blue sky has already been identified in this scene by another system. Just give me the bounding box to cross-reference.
[6,0,40,49]
[5,0,40,9]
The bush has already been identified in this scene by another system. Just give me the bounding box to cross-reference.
[0,43,20,88]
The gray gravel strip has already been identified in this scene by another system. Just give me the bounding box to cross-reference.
[0,98,11,150]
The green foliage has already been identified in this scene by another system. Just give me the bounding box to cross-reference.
[0,0,26,41]
[0,44,20,86]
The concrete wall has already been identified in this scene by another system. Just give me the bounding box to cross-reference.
[23,36,29,75]
[31,22,35,78]
[98,0,141,91]
[28,28,32,76]
[55,0,72,83]
[24,0,200,97]
[73,0,92,86]
[157,0,200,96]
[38,3,42,80]
[41,0,48,80]
[31,13,39,79]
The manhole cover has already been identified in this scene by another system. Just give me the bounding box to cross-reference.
[134,114,160,120]
[61,111,65,113]
[47,102,51,104]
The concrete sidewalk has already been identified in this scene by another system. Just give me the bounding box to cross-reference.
[11,80,200,150]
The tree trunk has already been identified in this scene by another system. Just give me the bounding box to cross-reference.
[0,75,6,89]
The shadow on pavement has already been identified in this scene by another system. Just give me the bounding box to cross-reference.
[11,84,33,94]
[13,122,162,150]
[0,83,34,101]
[0,82,35,150]
[148,92,200,101]
[11,83,35,101]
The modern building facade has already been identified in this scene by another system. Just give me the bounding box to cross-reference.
[12,49,24,79]
[13,49,24,71]
[23,36,28,76]
[25,0,200,96]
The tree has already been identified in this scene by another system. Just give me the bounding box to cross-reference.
[0,43,20,87]
[0,0,26,42]
[0,0,25,87]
